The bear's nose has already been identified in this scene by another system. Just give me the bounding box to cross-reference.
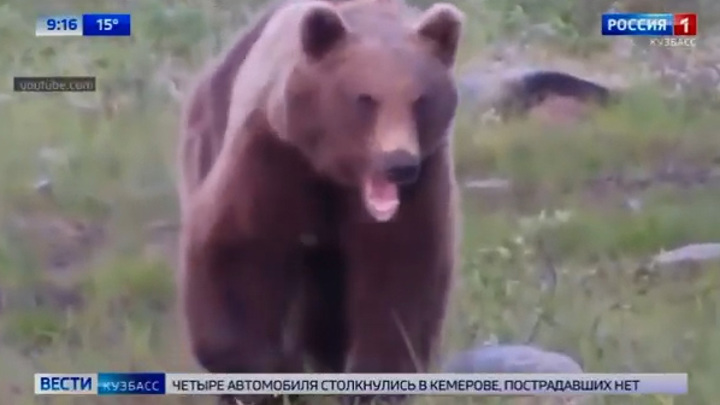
[381,150,420,185]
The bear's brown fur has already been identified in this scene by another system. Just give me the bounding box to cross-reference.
[177,0,463,402]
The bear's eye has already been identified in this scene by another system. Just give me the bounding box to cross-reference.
[356,93,378,109]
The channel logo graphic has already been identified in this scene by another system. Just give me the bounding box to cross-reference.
[35,374,96,394]
[35,373,166,395]
[97,372,165,395]
[602,13,697,36]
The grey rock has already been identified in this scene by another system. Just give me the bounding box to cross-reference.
[624,197,643,213]
[464,178,512,191]
[34,178,53,198]
[443,344,583,373]
[651,243,720,266]
[458,68,615,123]
[457,68,538,108]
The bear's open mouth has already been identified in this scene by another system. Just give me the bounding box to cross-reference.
[362,172,399,222]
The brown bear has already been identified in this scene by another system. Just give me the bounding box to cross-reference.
[177,0,464,402]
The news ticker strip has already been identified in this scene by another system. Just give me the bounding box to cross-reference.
[35,373,688,395]
[14,77,96,92]
[35,14,131,37]
[601,13,697,36]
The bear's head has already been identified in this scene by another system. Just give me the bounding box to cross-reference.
[282,0,464,222]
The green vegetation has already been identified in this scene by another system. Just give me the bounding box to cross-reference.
[1,0,719,404]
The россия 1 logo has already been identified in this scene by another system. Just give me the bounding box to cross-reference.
[601,12,697,47]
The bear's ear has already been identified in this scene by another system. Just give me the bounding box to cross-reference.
[414,3,465,68]
[301,5,349,60]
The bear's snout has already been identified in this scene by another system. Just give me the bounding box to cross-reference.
[379,149,420,185]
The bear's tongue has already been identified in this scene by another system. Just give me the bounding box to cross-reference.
[362,173,399,222]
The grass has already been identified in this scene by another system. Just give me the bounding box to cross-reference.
[1,0,720,404]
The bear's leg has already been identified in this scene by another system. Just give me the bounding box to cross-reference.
[300,245,348,372]
[341,204,454,373]
[181,235,303,404]
[182,242,300,372]
[340,231,451,404]
[340,217,453,403]
[339,154,457,404]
